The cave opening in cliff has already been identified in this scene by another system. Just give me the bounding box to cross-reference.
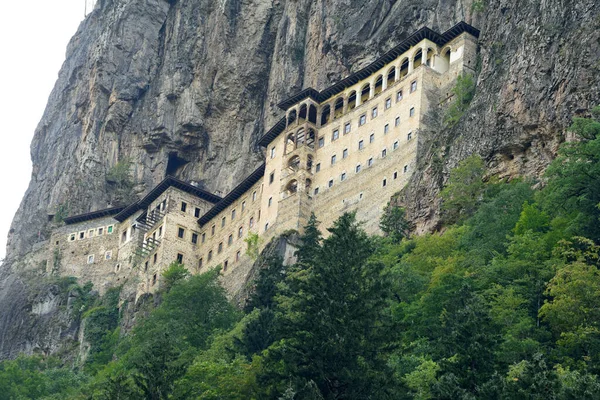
[166,152,189,177]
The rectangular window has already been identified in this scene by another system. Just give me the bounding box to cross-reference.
[358,140,364,150]
[107,225,113,234]
[397,90,403,101]
[344,122,351,133]
[121,231,127,243]
[359,115,366,126]
[181,202,187,212]
[87,254,94,264]
[224,260,229,271]
[264,223,269,231]
[318,137,325,147]
[97,227,103,236]
[199,258,203,269]
[404,165,408,173]
[269,172,275,184]
[178,227,185,239]
[268,197,272,207]
[370,133,375,143]
[191,233,198,244]
[356,164,361,173]
[252,191,257,201]
[384,124,389,134]
[395,116,400,127]
[231,209,236,220]
[314,187,319,195]
[341,172,346,181]
[159,226,163,237]
[382,149,387,158]
[69,233,76,241]
[236,251,241,262]
[153,253,158,264]
[228,234,233,246]
[407,132,412,141]
[211,225,216,236]
[343,148,348,159]
[238,226,243,238]
[393,171,398,179]
[382,178,387,187]
[105,251,112,260]
[328,179,334,188]
[221,217,226,227]
[331,155,336,165]
[208,250,213,261]
[202,232,206,243]
[218,242,223,253]
[144,261,148,272]
[410,80,417,93]
[368,157,373,167]
[177,253,184,264]
[316,163,321,172]
[372,107,378,118]
[385,98,392,109]
[153,274,157,285]
[194,207,201,218]
[393,141,399,150]
[332,129,339,141]
[270,146,276,158]
[88,229,94,238]
[249,217,254,228]
[242,201,246,211]
[409,107,415,117]
[79,232,85,240]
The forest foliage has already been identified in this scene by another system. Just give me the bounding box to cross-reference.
[2,107,600,399]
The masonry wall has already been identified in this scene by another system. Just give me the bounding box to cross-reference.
[196,179,266,277]
[49,216,120,294]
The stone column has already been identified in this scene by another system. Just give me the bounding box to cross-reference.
[408,58,414,73]
[382,74,388,91]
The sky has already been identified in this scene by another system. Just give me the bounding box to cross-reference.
[0,2,89,261]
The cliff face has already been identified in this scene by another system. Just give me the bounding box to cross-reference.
[1,0,599,358]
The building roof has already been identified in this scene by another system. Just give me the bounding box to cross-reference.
[114,176,222,222]
[276,21,479,112]
[63,206,126,225]
[198,163,266,226]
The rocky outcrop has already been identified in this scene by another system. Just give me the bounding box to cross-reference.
[1,0,599,358]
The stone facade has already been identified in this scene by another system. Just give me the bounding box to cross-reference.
[42,24,479,297]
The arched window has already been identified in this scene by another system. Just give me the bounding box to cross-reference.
[308,104,317,124]
[399,58,409,79]
[426,47,435,66]
[348,91,357,110]
[306,129,316,149]
[296,128,305,147]
[287,155,301,170]
[438,47,451,73]
[305,178,312,192]
[299,104,308,121]
[374,75,383,95]
[285,133,296,154]
[285,179,298,195]
[360,83,371,103]
[287,109,297,126]
[334,97,344,118]
[413,49,423,69]
[320,104,331,126]
[387,66,396,85]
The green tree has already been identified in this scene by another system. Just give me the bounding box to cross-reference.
[440,155,487,224]
[264,212,394,399]
[539,106,600,240]
[380,202,412,243]
[161,262,190,292]
[444,73,476,126]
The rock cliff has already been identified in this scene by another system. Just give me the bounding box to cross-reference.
[1,0,599,358]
